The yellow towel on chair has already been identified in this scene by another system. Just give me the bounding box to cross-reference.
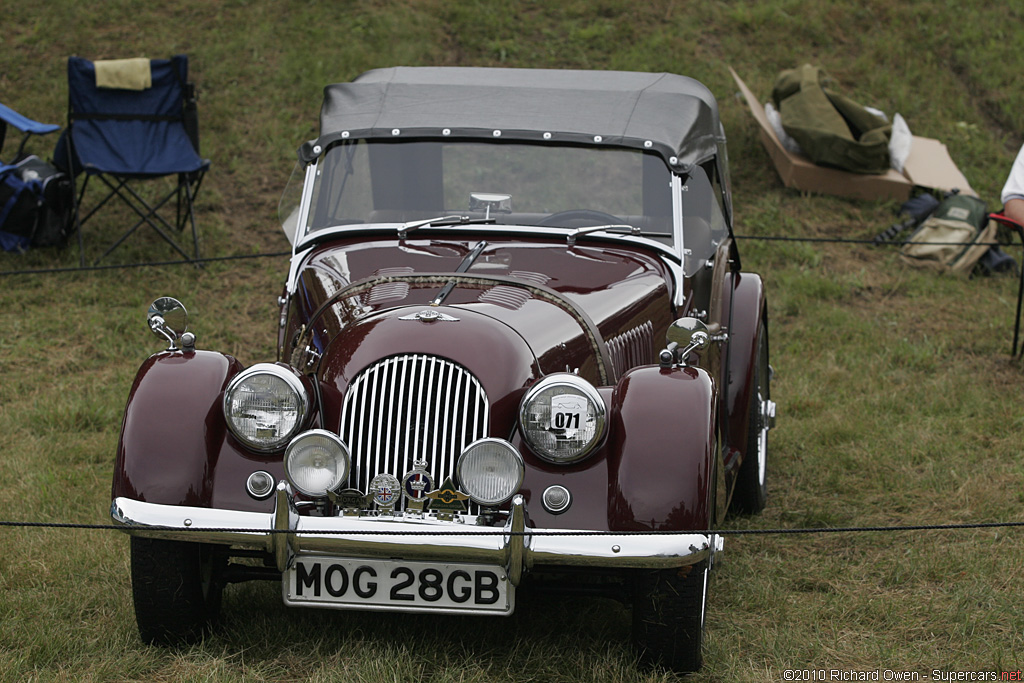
[94,58,152,90]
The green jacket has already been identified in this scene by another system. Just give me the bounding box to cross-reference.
[772,64,892,174]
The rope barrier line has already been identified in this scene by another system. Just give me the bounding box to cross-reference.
[1,519,1022,536]
[1,232,1018,277]
[0,250,291,277]
[734,234,1011,246]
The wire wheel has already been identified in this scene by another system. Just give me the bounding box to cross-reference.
[731,321,771,514]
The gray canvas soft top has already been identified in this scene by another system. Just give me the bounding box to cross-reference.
[300,66,725,172]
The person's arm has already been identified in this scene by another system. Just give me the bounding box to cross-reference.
[1003,197,1024,226]
[1001,144,1024,224]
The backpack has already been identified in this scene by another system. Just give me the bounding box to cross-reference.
[0,154,74,252]
[771,64,892,174]
[899,192,997,275]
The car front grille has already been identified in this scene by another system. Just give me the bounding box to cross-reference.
[338,353,489,510]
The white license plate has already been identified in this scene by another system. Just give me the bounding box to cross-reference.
[283,556,514,615]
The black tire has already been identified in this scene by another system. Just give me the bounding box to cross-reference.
[632,561,709,673]
[730,321,770,515]
[130,536,226,646]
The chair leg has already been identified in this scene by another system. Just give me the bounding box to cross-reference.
[183,179,200,262]
[97,183,193,264]
[74,178,86,268]
[71,173,95,267]
[76,175,132,265]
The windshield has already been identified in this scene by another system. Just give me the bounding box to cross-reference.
[298,139,674,245]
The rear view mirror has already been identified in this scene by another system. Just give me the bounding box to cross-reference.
[661,317,709,368]
[147,297,188,350]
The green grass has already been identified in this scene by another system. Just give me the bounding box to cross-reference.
[2,1,1024,681]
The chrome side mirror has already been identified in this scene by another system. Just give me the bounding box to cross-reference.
[147,297,190,351]
[660,317,709,368]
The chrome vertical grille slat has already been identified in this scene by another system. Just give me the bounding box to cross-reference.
[339,354,489,510]
[437,360,453,472]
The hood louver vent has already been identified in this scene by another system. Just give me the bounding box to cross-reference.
[606,321,654,379]
[476,270,550,310]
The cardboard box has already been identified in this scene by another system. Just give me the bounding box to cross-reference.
[730,68,975,201]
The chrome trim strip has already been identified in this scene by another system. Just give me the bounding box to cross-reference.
[111,496,712,582]
[295,162,317,247]
[671,173,687,307]
[286,245,315,296]
[293,224,682,263]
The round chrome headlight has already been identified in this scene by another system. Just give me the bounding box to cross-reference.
[519,374,607,464]
[284,430,351,497]
[456,438,524,507]
[223,363,309,452]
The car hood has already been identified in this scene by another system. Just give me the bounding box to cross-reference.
[291,235,673,392]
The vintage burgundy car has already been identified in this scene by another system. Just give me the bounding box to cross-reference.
[112,66,774,672]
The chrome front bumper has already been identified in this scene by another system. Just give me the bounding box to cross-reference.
[111,483,719,586]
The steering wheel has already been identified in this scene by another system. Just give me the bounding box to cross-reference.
[536,209,623,227]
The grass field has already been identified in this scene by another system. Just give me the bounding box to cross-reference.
[1,1,1023,681]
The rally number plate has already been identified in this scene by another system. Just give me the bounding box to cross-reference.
[283,556,514,615]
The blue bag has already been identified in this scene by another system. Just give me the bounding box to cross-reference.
[0,156,73,252]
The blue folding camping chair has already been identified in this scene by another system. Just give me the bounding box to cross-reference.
[1,103,62,252]
[0,102,60,161]
[55,55,209,265]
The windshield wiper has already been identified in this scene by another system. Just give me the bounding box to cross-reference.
[398,215,495,240]
[567,224,640,247]
[429,240,489,306]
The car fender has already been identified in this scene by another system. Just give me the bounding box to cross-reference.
[606,365,718,531]
[723,271,767,467]
[112,350,252,508]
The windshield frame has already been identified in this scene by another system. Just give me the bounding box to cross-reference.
[286,138,731,295]
[294,138,678,238]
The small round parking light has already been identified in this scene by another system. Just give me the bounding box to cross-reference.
[246,471,275,500]
[541,485,572,514]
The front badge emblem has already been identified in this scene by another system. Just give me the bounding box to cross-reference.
[426,476,469,521]
[402,460,434,515]
[331,487,370,515]
[369,474,401,515]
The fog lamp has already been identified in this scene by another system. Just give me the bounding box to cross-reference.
[284,430,350,497]
[456,438,524,507]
